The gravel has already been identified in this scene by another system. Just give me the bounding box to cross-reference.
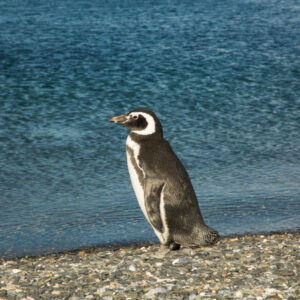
[0,232,299,299]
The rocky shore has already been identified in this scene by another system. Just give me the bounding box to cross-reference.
[0,232,299,300]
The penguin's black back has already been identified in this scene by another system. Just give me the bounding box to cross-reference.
[131,133,209,239]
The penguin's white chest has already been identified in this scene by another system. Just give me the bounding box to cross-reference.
[126,135,170,244]
[126,136,149,222]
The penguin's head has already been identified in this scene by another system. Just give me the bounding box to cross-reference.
[109,108,163,137]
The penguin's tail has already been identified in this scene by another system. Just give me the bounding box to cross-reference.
[195,225,220,246]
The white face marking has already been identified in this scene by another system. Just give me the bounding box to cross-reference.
[130,112,156,135]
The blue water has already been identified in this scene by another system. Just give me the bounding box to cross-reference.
[1,0,299,258]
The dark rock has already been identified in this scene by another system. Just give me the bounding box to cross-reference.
[0,290,8,297]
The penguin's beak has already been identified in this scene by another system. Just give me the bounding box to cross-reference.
[109,114,128,124]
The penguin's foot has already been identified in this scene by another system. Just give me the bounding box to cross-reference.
[169,242,181,251]
[159,242,181,251]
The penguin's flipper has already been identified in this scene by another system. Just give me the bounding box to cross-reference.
[144,178,164,233]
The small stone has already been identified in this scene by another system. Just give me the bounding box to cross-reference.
[274,270,294,276]
[126,291,139,298]
[172,257,189,265]
[145,287,169,297]
[0,290,8,297]
[11,269,22,274]
[128,264,137,272]
[6,283,19,290]
[102,297,113,300]
[235,290,243,298]
[51,290,61,295]
[181,248,193,255]
[153,250,169,259]
[69,296,85,300]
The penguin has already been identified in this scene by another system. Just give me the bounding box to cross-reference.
[109,108,219,250]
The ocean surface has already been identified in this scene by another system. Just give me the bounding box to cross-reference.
[0,0,299,258]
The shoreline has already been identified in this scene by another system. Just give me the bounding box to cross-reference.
[1,229,299,261]
[0,232,299,299]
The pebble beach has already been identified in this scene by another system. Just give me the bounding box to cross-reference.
[0,232,299,300]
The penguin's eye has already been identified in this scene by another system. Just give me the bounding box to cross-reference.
[132,115,138,120]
